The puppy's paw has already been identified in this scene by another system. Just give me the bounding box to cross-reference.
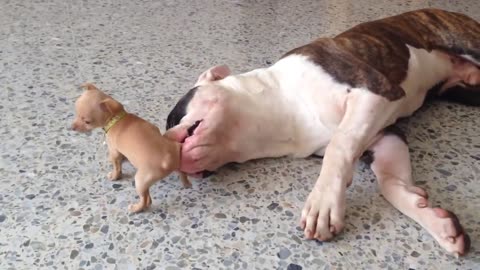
[128,203,146,213]
[107,171,121,181]
[181,177,192,188]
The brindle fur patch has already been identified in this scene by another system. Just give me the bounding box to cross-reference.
[283,9,480,100]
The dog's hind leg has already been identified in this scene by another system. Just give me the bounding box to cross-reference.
[369,133,471,256]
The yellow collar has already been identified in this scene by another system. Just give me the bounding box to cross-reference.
[103,111,127,133]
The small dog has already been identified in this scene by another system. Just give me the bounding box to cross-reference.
[71,83,191,213]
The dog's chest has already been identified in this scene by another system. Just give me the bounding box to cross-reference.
[262,55,351,157]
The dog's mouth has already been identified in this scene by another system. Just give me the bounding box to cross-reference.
[184,120,202,142]
[183,120,214,178]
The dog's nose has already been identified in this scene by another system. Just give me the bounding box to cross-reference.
[70,124,77,131]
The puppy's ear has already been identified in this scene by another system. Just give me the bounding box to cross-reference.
[99,98,123,114]
[195,65,231,86]
[80,83,98,91]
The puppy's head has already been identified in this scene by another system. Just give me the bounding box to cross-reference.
[71,83,124,132]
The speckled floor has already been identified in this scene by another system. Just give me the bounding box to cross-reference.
[1,0,479,269]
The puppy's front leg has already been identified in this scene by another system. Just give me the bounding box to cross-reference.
[301,89,399,241]
[107,147,123,181]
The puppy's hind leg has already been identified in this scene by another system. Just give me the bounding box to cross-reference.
[179,172,192,188]
[369,133,471,256]
[128,170,157,213]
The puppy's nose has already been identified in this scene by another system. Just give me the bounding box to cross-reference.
[70,124,77,131]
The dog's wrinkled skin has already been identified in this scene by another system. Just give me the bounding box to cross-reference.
[166,9,479,256]
[72,83,191,213]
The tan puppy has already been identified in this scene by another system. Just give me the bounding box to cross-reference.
[71,83,191,213]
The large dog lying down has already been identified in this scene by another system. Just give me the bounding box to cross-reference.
[165,9,479,256]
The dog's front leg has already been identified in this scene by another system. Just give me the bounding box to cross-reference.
[301,89,398,241]
[107,147,124,181]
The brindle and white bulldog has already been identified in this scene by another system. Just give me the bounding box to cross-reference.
[165,9,479,256]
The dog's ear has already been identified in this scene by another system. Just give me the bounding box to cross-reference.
[80,83,98,91]
[195,65,231,86]
[99,98,123,114]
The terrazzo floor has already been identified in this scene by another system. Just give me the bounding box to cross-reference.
[1,0,480,269]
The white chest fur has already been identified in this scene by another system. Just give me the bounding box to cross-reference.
[221,55,350,160]
[398,45,453,117]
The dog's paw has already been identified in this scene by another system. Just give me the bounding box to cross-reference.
[300,185,346,241]
[420,207,471,257]
[107,171,121,181]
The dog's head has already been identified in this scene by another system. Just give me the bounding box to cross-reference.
[165,65,233,177]
[71,83,124,132]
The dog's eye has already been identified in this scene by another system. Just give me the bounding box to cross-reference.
[84,120,91,124]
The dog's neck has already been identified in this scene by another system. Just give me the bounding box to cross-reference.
[103,111,128,133]
[213,59,318,160]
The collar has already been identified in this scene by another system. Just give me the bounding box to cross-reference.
[103,111,127,133]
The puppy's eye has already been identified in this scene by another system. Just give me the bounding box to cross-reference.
[84,120,91,124]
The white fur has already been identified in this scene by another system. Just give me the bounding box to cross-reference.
[218,55,350,159]
[398,46,453,116]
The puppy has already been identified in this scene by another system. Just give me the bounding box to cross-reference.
[71,83,191,213]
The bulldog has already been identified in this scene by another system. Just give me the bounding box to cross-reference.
[165,9,479,256]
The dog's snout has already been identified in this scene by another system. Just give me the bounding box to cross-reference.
[70,123,78,131]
